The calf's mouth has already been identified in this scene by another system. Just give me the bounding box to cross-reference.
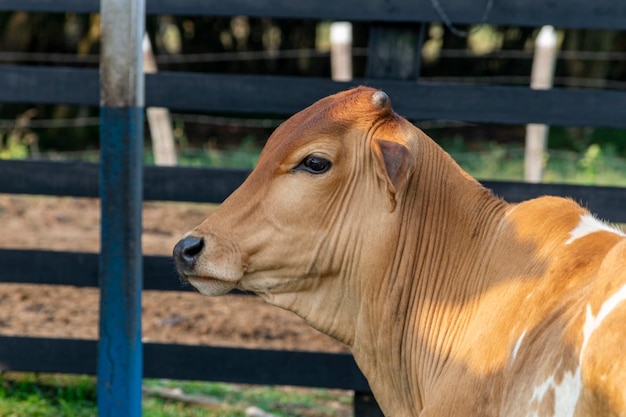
[173,234,246,296]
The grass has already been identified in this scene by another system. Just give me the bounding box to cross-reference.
[0,373,96,417]
[143,380,351,417]
[0,373,352,417]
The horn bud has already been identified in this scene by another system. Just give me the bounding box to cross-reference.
[371,90,390,109]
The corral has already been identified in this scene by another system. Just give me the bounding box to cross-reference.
[1,0,625,416]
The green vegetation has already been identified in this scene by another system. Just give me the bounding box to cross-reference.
[0,373,351,417]
[43,139,626,186]
[143,380,351,417]
[149,135,262,169]
[0,373,96,417]
[438,139,626,187]
[0,129,32,160]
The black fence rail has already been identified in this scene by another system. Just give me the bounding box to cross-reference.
[2,67,626,128]
[0,336,368,391]
[3,0,626,29]
[1,1,625,416]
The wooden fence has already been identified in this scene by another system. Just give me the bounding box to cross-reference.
[1,1,625,416]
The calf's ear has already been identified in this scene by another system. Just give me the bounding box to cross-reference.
[372,138,413,211]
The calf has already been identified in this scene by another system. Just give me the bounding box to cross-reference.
[174,87,626,417]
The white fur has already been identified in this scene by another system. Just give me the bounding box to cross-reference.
[523,282,626,417]
[565,214,625,245]
[581,283,626,360]
[512,331,526,360]
[530,365,582,417]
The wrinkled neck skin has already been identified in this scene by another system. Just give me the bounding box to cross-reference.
[261,137,508,416]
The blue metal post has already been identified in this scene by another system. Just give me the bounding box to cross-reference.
[98,0,145,416]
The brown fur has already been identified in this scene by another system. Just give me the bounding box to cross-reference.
[174,87,626,416]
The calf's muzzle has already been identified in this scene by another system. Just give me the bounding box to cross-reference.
[173,235,205,274]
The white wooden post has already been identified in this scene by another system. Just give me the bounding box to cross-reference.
[143,34,177,166]
[330,22,353,82]
[524,25,557,183]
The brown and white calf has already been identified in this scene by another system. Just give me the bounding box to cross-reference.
[173,87,626,417]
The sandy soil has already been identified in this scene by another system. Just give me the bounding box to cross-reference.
[0,194,348,353]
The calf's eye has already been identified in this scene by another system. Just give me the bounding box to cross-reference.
[295,155,332,174]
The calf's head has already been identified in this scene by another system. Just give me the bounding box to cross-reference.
[173,87,418,328]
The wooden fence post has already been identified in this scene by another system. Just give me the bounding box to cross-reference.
[143,34,178,166]
[98,0,145,416]
[330,21,353,81]
[524,26,557,183]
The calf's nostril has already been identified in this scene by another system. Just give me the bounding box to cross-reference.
[173,236,205,266]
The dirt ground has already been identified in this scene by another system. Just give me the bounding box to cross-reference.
[0,194,348,353]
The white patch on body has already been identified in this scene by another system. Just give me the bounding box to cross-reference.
[525,283,626,416]
[581,283,626,360]
[534,284,626,417]
[523,215,625,417]
[530,365,582,417]
[512,330,526,360]
[565,214,625,245]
